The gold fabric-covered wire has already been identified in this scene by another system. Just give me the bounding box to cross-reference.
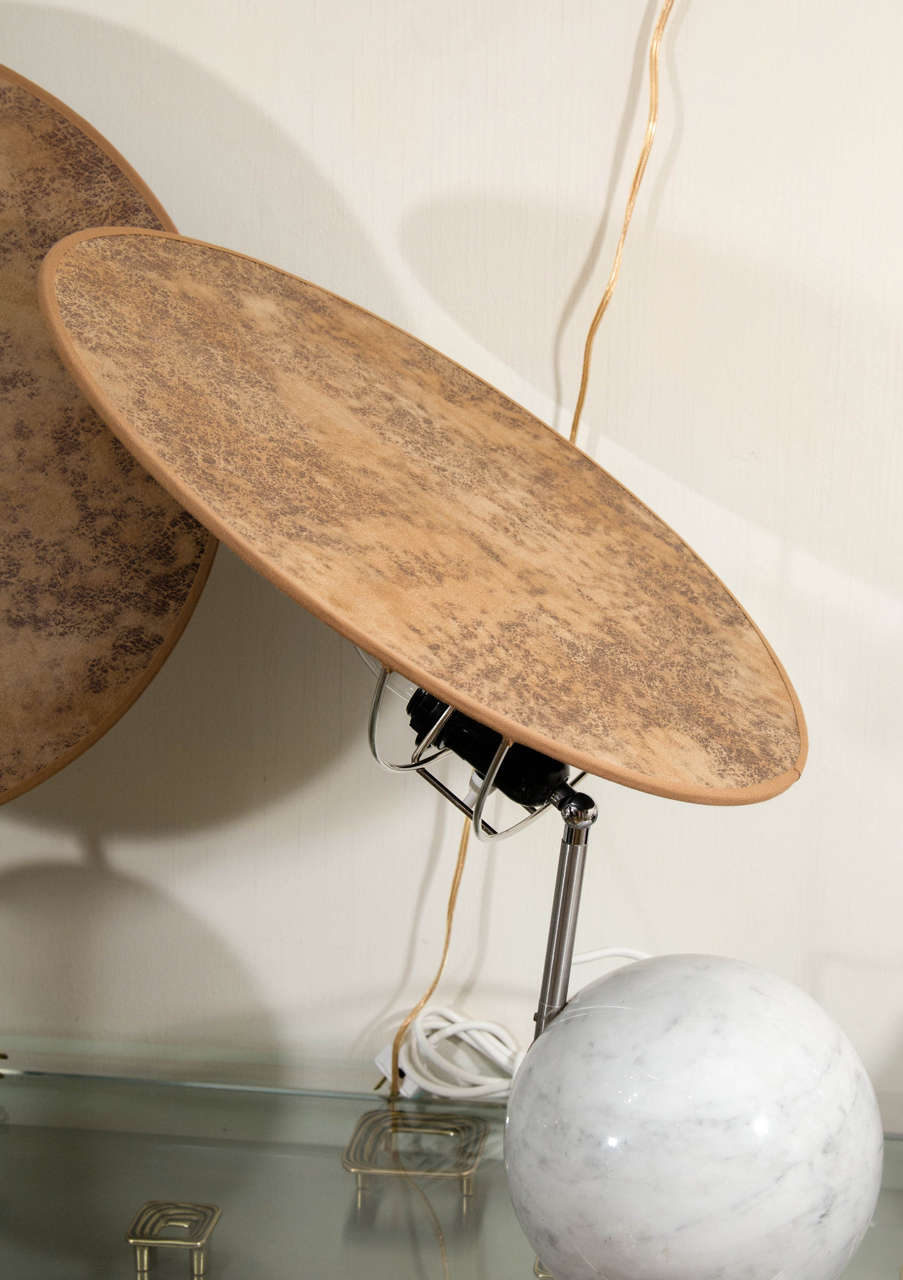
[388,0,676,1100]
[569,0,676,446]
[390,818,470,1097]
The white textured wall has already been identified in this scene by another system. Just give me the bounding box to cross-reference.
[2,1,902,1123]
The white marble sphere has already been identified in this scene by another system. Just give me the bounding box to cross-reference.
[506,954,882,1280]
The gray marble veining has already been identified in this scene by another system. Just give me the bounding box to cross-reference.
[505,955,883,1280]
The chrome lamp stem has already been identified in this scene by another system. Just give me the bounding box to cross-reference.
[533,786,598,1040]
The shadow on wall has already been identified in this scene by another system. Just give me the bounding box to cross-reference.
[10,548,377,837]
[392,0,687,432]
[0,858,280,1075]
[0,3,401,309]
[0,6,401,838]
[0,858,283,1273]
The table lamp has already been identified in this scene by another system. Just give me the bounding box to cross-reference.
[36,224,882,1280]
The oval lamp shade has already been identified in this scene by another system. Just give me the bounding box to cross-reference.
[0,69,215,805]
[38,227,807,806]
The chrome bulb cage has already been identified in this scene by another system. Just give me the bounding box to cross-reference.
[367,665,584,844]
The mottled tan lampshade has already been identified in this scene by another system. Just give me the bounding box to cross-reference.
[0,68,215,804]
[39,227,806,806]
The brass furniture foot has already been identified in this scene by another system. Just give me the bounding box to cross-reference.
[127,1201,221,1277]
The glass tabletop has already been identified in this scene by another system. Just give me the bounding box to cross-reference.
[1,1073,899,1278]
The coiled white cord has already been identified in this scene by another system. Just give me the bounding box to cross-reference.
[397,1006,525,1100]
[393,949,650,1100]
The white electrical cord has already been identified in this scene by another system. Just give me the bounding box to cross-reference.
[396,1007,525,1100]
[572,946,650,966]
[389,950,651,1101]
